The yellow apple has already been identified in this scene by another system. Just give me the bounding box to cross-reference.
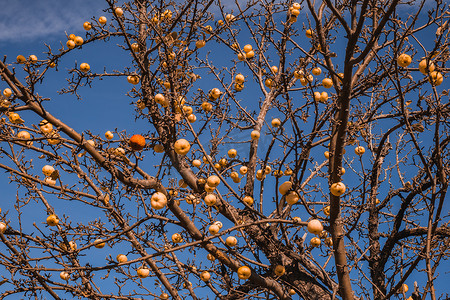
[0,222,7,234]
[46,214,59,226]
[419,59,435,74]
[74,36,83,46]
[279,181,292,195]
[237,266,251,279]
[210,88,221,100]
[397,54,412,67]
[137,268,149,278]
[310,237,321,247]
[172,233,183,243]
[17,130,32,146]
[99,16,107,25]
[42,165,55,176]
[174,139,191,155]
[429,71,443,86]
[204,194,217,206]
[355,146,365,155]
[83,21,92,30]
[3,88,12,98]
[94,238,106,248]
[151,192,167,210]
[307,219,323,234]
[245,50,255,59]
[204,183,215,192]
[239,166,248,175]
[264,165,272,174]
[39,120,53,134]
[305,29,313,38]
[207,175,220,187]
[250,130,260,140]
[127,75,140,84]
[79,63,90,73]
[312,67,322,75]
[66,40,76,49]
[208,224,220,235]
[286,191,299,205]
[322,78,333,88]
[16,55,26,63]
[200,270,211,282]
[243,196,254,205]
[115,7,124,17]
[116,254,128,263]
[192,159,201,167]
[60,271,70,281]
[271,118,281,127]
[330,182,346,196]
[228,148,237,158]
[243,44,253,53]
[187,114,197,123]
[235,73,245,84]
[274,265,285,276]
[225,236,237,246]
[105,131,114,140]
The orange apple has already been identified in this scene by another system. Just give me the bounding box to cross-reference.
[330,182,346,196]
[243,196,254,205]
[160,293,169,299]
[355,146,365,155]
[305,29,313,38]
[29,55,38,63]
[235,73,245,84]
[419,59,435,74]
[174,139,191,155]
[60,271,70,281]
[397,54,412,67]
[250,130,260,140]
[208,224,220,234]
[204,194,217,206]
[116,254,128,263]
[312,67,322,75]
[310,237,321,247]
[129,134,146,151]
[79,63,90,73]
[274,265,285,276]
[115,7,124,17]
[42,165,55,176]
[200,270,211,282]
[192,159,201,167]
[225,236,237,247]
[105,131,114,140]
[322,78,333,88]
[99,16,107,25]
[172,233,183,243]
[307,219,323,234]
[279,181,292,195]
[0,222,7,234]
[429,71,443,86]
[245,50,255,59]
[151,192,167,210]
[3,88,12,98]
[74,36,83,46]
[66,40,76,49]
[239,166,248,175]
[271,118,281,127]
[127,75,140,84]
[237,266,251,279]
[228,148,237,158]
[46,214,59,226]
[243,44,253,53]
[94,238,106,249]
[17,130,32,146]
[16,55,26,63]
[83,21,92,30]
[324,206,330,216]
[207,175,220,187]
[137,267,149,278]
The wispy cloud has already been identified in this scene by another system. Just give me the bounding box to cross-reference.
[0,0,105,43]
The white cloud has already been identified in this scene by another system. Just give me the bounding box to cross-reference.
[0,0,105,43]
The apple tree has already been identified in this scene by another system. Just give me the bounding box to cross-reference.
[0,0,449,299]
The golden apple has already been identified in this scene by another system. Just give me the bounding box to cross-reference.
[322,78,333,88]
[83,21,92,30]
[115,7,124,17]
[208,224,220,235]
[200,270,211,282]
[60,271,70,281]
[39,120,53,134]
[46,214,59,226]
[428,71,443,86]
[237,266,251,279]
[127,75,140,84]
[207,253,215,261]
[330,182,346,196]
[225,236,237,247]
[79,63,90,73]
[160,293,169,299]
[239,166,248,175]
[250,130,260,140]
[42,165,55,176]
[243,196,253,205]
[3,88,12,98]
[192,159,201,167]
[397,53,412,67]
[137,267,149,278]
[214,221,223,229]
[286,191,299,205]
[172,233,183,243]
[355,146,365,156]
[235,73,245,84]
[151,192,167,210]
[99,16,107,25]
[66,40,76,49]
[105,131,114,140]
[227,148,237,158]
[305,29,313,38]
[17,130,32,146]
[245,50,255,59]
[94,238,106,249]
[204,194,217,206]
[116,254,128,263]
[310,237,321,247]
[419,59,435,74]
[207,175,220,187]
[74,36,83,46]
[271,118,281,127]
[243,44,253,53]
[174,139,191,155]
[312,67,322,75]
[16,55,26,63]
[279,181,292,195]
[274,265,285,276]
[29,55,38,63]
[307,219,323,234]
